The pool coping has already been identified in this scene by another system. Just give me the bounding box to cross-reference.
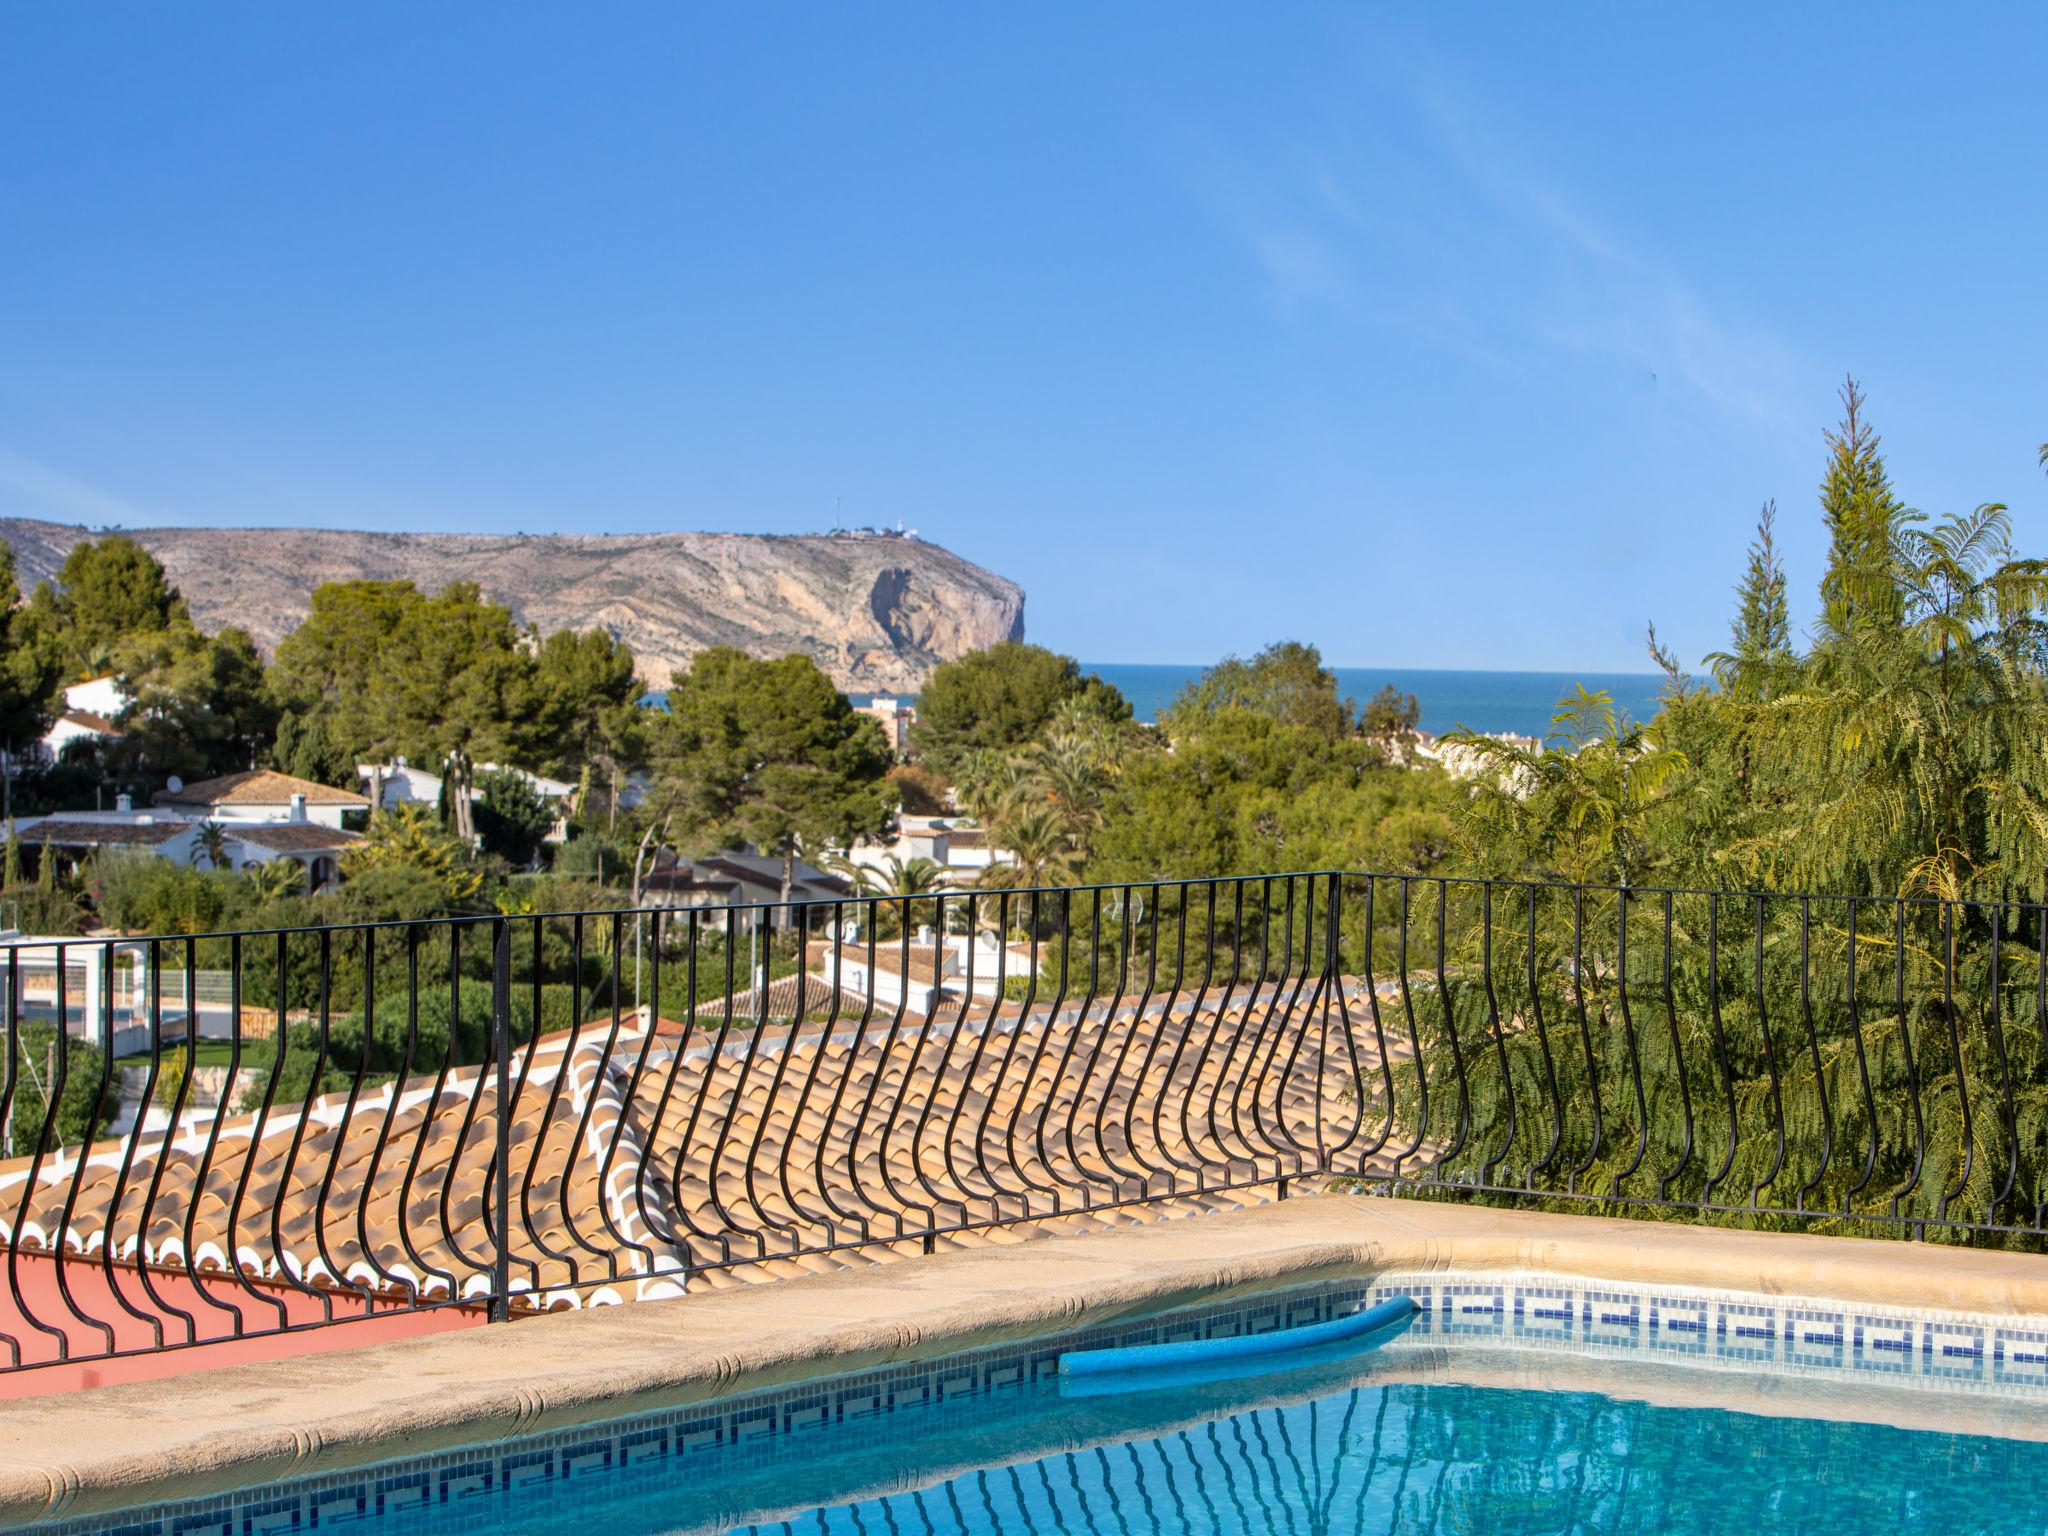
[4,1195,2047,1527]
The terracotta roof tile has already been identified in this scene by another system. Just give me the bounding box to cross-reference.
[155,770,368,809]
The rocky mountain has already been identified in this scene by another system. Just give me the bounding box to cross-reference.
[0,519,1024,692]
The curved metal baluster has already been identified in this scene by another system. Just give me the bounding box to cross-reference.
[1349,877,1400,1174]
[739,906,837,1245]
[1072,887,1145,1197]
[2035,910,2048,1230]
[1390,879,1431,1180]
[1246,878,1310,1174]
[246,930,336,1320]
[1478,883,1517,1186]
[129,937,202,1343]
[1609,891,1651,1199]
[1842,902,1883,1217]
[848,899,930,1241]
[2,940,77,1362]
[1263,876,1334,1175]
[576,912,662,1279]
[698,908,780,1258]
[1887,899,1928,1224]
[517,915,591,1300]
[1749,895,1788,1210]
[498,914,558,1298]
[379,927,446,1297]
[1221,880,1275,1173]
[1523,885,1565,1185]
[1565,887,1603,1194]
[1794,899,1835,1211]
[1315,875,1373,1177]
[1183,880,1249,1175]
[886,892,966,1238]
[1700,895,1740,1206]
[45,940,125,1355]
[1431,880,1471,1180]
[1131,886,1199,1192]
[1980,903,2022,1225]
[1101,884,1171,1195]
[1935,902,1975,1226]
[625,912,708,1271]
[939,892,1015,1215]
[1012,891,1074,1211]
[171,937,253,1334]
[353,926,420,1306]
[902,895,983,1230]
[970,892,1044,1214]
[309,930,379,1315]
[436,924,508,1292]
[1655,891,1695,1203]
[804,900,878,1247]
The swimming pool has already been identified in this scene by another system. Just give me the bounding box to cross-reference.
[64,1272,2048,1536]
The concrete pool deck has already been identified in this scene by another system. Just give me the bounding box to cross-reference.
[3,1194,2047,1527]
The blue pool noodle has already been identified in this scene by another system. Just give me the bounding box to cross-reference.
[1058,1295,1418,1379]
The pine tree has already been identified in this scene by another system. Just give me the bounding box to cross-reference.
[1706,501,1795,700]
[1816,377,1905,640]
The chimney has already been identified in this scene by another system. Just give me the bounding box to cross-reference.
[289,793,307,823]
[115,792,133,813]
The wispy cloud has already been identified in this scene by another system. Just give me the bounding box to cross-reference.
[0,444,159,526]
[1183,37,1800,424]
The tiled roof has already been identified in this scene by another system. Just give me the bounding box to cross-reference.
[814,939,948,985]
[230,823,364,852]
[14,819,188,847]
[690,972,874,1021]
[155,770,368,809]
[0,987,1400,1315]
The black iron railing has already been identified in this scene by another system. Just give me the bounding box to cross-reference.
[0,871,2041,1375]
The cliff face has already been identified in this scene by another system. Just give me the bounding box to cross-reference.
[0,520,1025,693]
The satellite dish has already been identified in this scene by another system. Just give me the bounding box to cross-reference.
[166,775,184,794]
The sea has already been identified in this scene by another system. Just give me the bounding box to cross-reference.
[840,664,1671,740]
[1075,663,1672,738]
[655,664,1674,740]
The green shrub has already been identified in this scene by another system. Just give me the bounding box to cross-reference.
[7,1022,115,1155]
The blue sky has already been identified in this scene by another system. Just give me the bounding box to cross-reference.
[2,6,2043,673]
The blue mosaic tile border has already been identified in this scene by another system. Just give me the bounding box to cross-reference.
[1358,1269,2048,1399]
[43,1269,2048,1536]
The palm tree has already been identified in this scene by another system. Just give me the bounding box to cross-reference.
[194,820,229,871]
[248,858,307,902]
[980,806,1082,891]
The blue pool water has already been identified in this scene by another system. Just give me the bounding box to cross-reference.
[93,1316,2048,1536]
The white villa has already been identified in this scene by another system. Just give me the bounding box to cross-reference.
[839,813,995,887]
[37,675,128,763]
[357,759,578,843]
[7,770,368,890]
[639,850,853,924]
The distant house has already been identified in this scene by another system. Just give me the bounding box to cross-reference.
[639,850,853,926]
[37,675,129,762]
[856,696,917,753]
[154,769,369,830]
[356,759,578,842]
[839,813,995,886]
[9,786,362,890]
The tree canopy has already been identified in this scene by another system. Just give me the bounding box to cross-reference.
[653,647,897,898]
[910,642,1129,778]
[1162,640,1355,741]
